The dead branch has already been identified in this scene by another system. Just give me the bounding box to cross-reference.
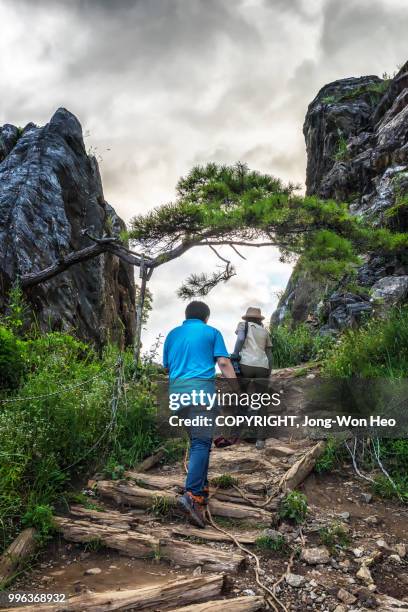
[4,574,225,612]
[0,528,37,587]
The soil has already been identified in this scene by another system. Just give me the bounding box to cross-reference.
[9,540,190,597]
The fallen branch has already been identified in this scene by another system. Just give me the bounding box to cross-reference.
[165,523,259,545]
[376,593,408,611]
[69,505,139,528]
[136,446,167,472]
[167,595,265,611]
[3,574,225,612]
[279,442,326,492]
[0,528,37,587]
[124,471,275,507]
[124,470,184,489]
[344,437,374,483]
[96,480,273,524]
[54,517,245,573]
[68,505,258,544]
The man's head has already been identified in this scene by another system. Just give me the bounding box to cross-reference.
[185,301,210,323]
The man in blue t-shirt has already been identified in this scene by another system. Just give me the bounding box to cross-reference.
[163,300,236,528]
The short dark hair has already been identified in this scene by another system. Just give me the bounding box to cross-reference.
[185,301,210,322]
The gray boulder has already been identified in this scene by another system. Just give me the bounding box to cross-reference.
[371,275,408,306]
[0,108,136,347]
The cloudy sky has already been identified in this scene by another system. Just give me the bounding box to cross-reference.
[1,0,407,351]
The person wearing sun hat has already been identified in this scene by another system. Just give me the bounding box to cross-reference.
[231,306,273,449]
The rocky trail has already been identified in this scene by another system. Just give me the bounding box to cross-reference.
[3,367,408,612]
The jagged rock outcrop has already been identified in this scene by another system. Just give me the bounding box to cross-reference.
[0,108,136,346]
[273,61,408,331]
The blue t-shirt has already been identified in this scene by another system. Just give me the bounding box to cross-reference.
[163,319,229,380]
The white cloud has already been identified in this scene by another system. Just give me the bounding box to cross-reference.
[1,0,407,352]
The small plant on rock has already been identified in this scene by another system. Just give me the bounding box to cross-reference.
[149,494,176,516]
[279,491,308,524]
[319,521,350,552]
[211,474,239,489]
[255,533,287,552]
[103,457,125,480]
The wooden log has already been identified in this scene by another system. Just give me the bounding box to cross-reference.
[69,505,139,528]
[3,574,225,612]
[137,446,166,471]
[55,517,159,557]
[67,507,258,544]
[124,470,184,490]
[167,595,265,611]
[97,481,273,524]
[214,490,278,510]
[160,539,246,573]
[125,471,274,507]
[165,523,259,544]
[54,517,245,573]
[279,441,326,492]
[0,528,37,587]
[376,594,408,611]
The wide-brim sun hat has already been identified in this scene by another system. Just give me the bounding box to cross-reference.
[242,307,265,321]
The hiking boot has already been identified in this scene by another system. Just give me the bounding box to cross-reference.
[202,486,209,504]
[178,492,206,528]
[256,439,265,450]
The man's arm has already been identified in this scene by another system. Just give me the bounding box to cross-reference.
[217,356,237,379]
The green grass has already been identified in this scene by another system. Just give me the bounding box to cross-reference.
[211,474,239,489]
[255,533,287,552]
[321,80,390,107]
[149,494,176,516]
[84,537,105,553]
[323,313,408,501]
[162,437,189,464]
[0,324,160,552]
[324,306,408,378]
[213,517,265,531]
[370,440,408,502]
[315,437,346,473]
[333,136,349,162]
[270,323,334,368]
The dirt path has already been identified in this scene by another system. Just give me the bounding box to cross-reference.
[5,367,408,611]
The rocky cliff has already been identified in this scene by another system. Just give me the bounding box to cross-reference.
[0,108,136,346]
[273,62,408,332]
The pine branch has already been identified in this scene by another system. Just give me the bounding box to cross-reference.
[177,263,236,300]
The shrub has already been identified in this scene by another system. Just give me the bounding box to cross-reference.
[315,437,346,473]
[0,332,159,551]
[279,491,308,524]
[319,522,349,551]
[0,326,26,389]
[270,323,334,368]
[22,504,55,544]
